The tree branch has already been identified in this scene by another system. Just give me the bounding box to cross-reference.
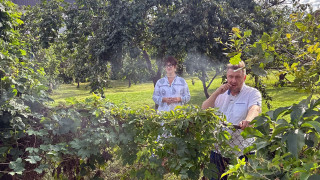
[206,69,222,90]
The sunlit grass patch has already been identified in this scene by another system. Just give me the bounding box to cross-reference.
[49,82,93,106]
[50,72,317,114]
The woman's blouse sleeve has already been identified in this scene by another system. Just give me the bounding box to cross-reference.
[152,80,162,105]
[181,78,191,104]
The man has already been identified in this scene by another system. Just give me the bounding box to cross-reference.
[202,61,262,179]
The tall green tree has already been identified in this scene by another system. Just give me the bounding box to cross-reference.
[0,0,52,178]
[20,0,287,99]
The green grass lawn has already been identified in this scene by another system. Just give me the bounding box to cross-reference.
[50,72,319,114]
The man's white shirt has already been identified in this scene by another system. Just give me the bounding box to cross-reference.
[215,84,262,156]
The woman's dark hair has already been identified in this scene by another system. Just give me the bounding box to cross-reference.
[165,56,178,66]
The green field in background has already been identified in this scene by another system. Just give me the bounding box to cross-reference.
[50,72,319,114]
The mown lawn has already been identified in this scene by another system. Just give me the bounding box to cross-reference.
[50,72,319,114]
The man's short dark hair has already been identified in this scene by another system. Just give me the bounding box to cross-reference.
[165,56,178,66]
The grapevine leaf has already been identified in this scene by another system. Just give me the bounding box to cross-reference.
[9,158,25,175]
[26,156,42,164]
[229,53,242,65]
[34,164,49,174]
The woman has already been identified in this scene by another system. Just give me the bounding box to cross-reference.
[152,56,191,111]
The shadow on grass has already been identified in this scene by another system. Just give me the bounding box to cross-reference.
[267,87,311,102]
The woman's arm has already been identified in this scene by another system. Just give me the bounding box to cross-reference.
[181,81,190,104]
[152,81,162,105]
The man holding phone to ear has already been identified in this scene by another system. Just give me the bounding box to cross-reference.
[202,61,262,180]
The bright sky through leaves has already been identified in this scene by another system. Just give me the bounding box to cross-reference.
[283,0,320,10]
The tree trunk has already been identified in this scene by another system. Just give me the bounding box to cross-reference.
[254,75,259,89]
[205,68,222,93]
[142,49,165,110]
[201,70,210,98]
[77,80,80,88]
[48,82,53,93]
[153,56,165,110]
[141,50,164,87]
[153,67,162,87]
[128,78,131,87]
[143,50,155,76]
[279,73,287,87]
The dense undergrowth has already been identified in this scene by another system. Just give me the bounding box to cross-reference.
[2,94,320,179]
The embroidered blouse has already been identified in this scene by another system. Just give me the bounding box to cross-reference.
[152,76,191,112]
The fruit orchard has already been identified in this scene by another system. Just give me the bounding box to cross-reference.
[1,0,320,179]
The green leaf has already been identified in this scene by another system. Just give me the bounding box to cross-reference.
[180,169,189,179]
[305,132,317,147]
[26,156,42,164]
[271,125,290,140]
[0,147,8,154]
[229,53,242,65]
[70,139,82,150]
[291,105,306,125]
[256,123,270,136]
[241,127,264,138]
[284,129,305,158]
[276,119,289,125]
[308,175,320,180]
[261,33,270,42]
[65,97,78,105]
[203,163,217,179]
[243,30,252,37]
[264,52,274,63]
[310,98,320,109]
[34,164,49,174]
[300,172,311,180]
[9,148,23,159]
[40,145,50,151]
[251,65,267,77]
[254,141,269,151]
[219,130,231,140]
[19,49,26,56]
[303,110,320,117]
[78,148,92,159]
[144,170,152,179]
[295,22,307,31]
[253,116,269,126]
[301,121,320,133]
[17,85,25,93]
[243,145,255,154]
[9,158,25,175]
[267,107,289,121]
[272,153,291,163]
[25,147,39,153]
